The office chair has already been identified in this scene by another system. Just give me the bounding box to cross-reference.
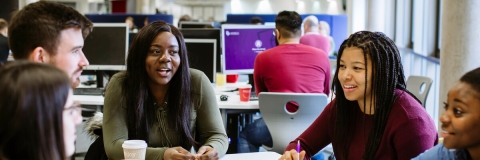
[258,92,328,154]
[406,75,433,108]
[329,59,337,89]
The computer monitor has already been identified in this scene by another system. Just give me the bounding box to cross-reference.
[184,39,217,83]
[180,28,221,75]
[83,23,129,70]
[264,22,275,26]
[179,21,215,29]
[128,32,137,47]
[221,24,276,74]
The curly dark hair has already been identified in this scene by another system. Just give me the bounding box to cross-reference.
[459,67,480,97]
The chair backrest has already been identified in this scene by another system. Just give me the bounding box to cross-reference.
[258,92,328,154]
[406,75,433,108]
[329,59,337,88]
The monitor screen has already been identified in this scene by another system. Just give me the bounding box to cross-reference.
[83,23,128,70]
[221,25,276,74]
[180,28,221,74]
[128,32,137,47]
[184,39,216,83]
[180,22,215,29]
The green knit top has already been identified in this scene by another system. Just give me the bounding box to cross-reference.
[103,69,228,160]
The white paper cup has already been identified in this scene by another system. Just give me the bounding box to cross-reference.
[122,140,147,160]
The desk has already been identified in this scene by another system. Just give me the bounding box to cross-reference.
[73,94,257,130]
[73,94,258,109]
[73,86,259,154]
[73,95,105,105]
[73,94,259,130]
[220,152,281,160]
[74,82,256,107]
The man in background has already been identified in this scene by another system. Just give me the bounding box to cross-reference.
[8,1,93,88]
[177,14,192,27]
[300,15,331,54]
[125,16,138,32]
[0,18,8,63]
[238,11,330,153]
[318,21,335,56]
[249,16,264,25]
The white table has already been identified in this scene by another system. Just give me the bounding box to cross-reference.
[72,92,258,109]
[73,83,260,129]
[220,152,281,160]
[74,82,259,108]
[73,95,105,105]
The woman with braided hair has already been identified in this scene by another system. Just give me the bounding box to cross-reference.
[279,31,437,160]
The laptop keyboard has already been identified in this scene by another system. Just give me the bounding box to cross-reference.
[73,88,104,96]
[250,93,258,101]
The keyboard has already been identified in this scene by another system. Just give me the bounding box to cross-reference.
[250,93,258,101]
[73,88,104,96]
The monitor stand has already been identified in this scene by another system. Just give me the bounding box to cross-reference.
[96,71,105,88]
[248,74,255,93]
[96,70,119,88]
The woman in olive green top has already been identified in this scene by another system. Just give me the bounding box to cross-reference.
[103,21,228,160]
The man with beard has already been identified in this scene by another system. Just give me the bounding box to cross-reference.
[8,1,93,88]
[237,11,331,153]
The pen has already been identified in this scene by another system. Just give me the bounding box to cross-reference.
[297,140,300,160]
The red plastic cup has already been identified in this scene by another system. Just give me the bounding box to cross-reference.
[238,85,252,102]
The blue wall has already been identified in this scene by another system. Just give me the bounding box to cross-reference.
[85,14,173,29]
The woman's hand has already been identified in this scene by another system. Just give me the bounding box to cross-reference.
[278,149,306,160]
[164,147,197,160]
[196,146,219,160]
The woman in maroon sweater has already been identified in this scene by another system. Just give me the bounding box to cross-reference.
[279,31,438,160]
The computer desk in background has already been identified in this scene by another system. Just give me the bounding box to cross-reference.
[74,81,334,154]
[74,92,276,159]
[74,82,259,154]
[73,81,258,103]
[72,91,259,129]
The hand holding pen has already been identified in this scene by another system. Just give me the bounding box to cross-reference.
[297,140,301,160]
[278,140,306,160]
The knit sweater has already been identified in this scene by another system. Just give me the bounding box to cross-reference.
[103,69,228,160]
[285,89,438,160]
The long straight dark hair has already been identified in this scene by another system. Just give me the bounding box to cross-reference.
[123,21,196,149]
[0,61,70,160]
[331,31,420,159]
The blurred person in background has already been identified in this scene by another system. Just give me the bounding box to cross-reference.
[300,15,330,55]
[319,21,335,56]
[125,16,138,32]
[0,18,8,63]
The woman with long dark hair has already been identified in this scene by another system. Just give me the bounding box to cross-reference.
[279,31,437,160]
[413,67,480,160]
[103,21,228,160]
[0,61,82,160]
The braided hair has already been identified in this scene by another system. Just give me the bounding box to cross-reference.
[331,31,420,159]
